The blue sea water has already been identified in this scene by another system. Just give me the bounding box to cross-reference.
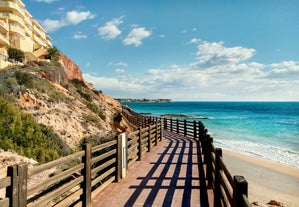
[122,102,299,168]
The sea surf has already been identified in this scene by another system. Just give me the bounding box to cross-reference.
[122,101,299,168]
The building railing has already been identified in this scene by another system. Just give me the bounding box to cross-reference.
[0,33,9,44]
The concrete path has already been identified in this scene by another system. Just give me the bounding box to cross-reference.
[92,131,213,207]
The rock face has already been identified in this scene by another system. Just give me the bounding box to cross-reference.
[0,56,126,149]
[59,53,83,81]
[40,66,68,84]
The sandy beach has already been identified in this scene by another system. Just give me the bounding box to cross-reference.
[222,149,299,207]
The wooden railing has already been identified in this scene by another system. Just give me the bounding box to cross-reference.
[122,105,250,207]
[162,118,250,207]
[1,105,250,207]
[122,105,161,128]
[0,121,162,207]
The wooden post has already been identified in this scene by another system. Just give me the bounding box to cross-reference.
[193,121,197,140]
[176,119,179,134]
[160,121,163,141]
[203,131,209,164]
[126,134,128,173]
[198,122,204,143]
[155,124,158,146]
[116,135,122,182]
[203,133,207,164]
[82,143,92,207]
[148,125,152,152]
[170,119,173,132]
[184,119,187,136]
[207,137,214,187]
[163,118,167,130]
[138,127,142,161]
[213,148,222,207]
[6,166,18,207]
[232,176,248,207]
[18,164,28,207]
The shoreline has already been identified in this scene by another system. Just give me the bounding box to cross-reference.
[222,149,299,207]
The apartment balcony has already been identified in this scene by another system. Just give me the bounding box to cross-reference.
[0,32,9,46]
[0,12,9,19]
[33,24,46,40]
[0,21,9,32]
[10,24,25,37]
[8,13,25,26]
[0,1,25,17]
[24,26,32,37]
[33,35,47,48]
[24,17,32,28]
[46,38,52,47]
[33,29,46,41]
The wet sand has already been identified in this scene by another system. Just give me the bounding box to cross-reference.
[222,149,299,207]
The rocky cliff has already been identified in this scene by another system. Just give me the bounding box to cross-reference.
[59,53,83,81]
[0,56,130,156]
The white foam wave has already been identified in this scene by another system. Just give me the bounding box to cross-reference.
[214,139,299,168]
[191,116,214,120]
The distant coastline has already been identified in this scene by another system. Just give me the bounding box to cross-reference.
[116,98,172,103]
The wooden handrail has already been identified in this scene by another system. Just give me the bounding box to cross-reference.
[2,106,249,207]
[2,118,163,207]
[121,108,250,207]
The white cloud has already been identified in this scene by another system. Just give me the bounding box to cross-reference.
[41,19,61,32]
[195,41,255,66]
[63,11,95,25]
[188,38,201,44]
[84,40,299,101]
[115,69,125,74]
[267,61,299,79]
[83,73,148,97]
[98,17,123,40]
[108,61,128,67]
[73,32,87,39]
[123,27,151,46]
[33,0,59,3]
[41,10,95,32]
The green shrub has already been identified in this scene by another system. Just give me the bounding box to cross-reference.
[83,113,102,129]
[80,133,116,147]
[14,71,34,88]
[7,47,25,63]
[87,102,106,121]
[0,96,72,163]
[47,46,60,62]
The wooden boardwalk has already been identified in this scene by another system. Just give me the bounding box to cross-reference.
[92,131,213,207]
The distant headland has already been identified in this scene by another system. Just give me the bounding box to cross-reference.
[115,98,172,103]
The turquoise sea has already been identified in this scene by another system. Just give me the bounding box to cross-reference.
[122,102,299,168]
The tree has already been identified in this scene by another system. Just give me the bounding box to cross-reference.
[7,47,25,63]
[47,46,60,62]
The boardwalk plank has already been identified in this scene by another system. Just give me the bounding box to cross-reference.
[92,131,212,207]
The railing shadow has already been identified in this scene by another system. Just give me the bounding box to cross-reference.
[124,131,209,207]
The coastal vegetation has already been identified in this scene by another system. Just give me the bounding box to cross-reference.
[0,96,71,163]
[7,47,25,63]
[0,61,121,163]
[47,46,60,62]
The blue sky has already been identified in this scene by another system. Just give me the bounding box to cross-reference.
[24,0,299,101]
